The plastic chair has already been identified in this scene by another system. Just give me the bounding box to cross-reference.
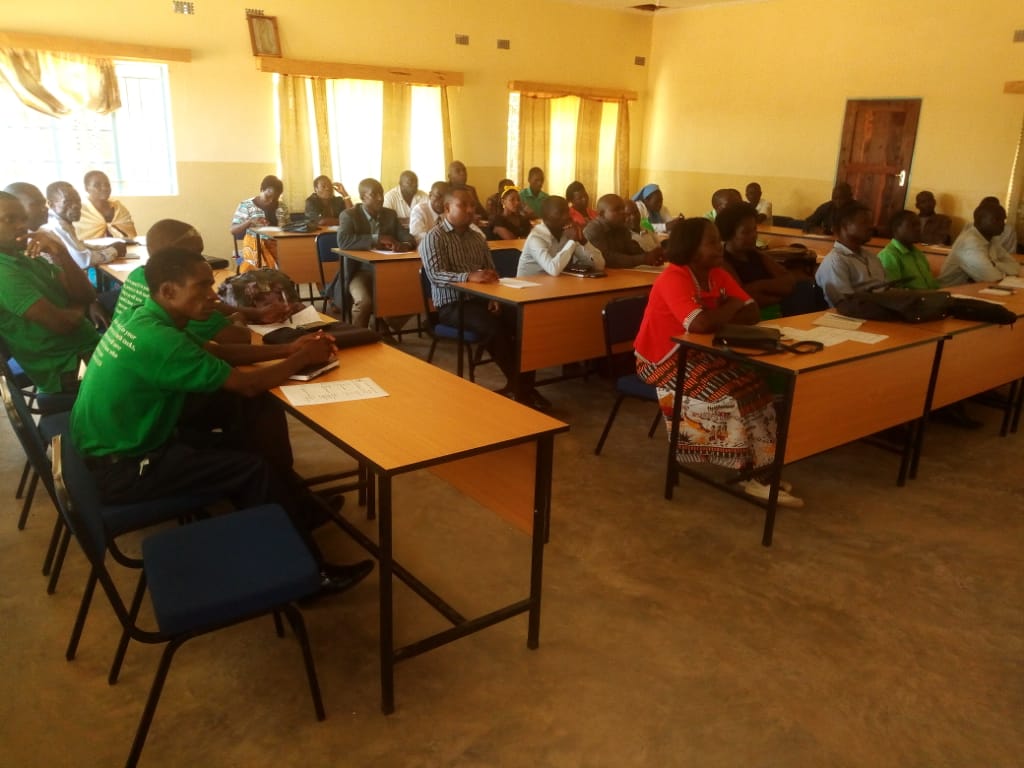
[51,434,325,768]
[418,269,493,381]
[594,295,661,455]
[315,232,341,312]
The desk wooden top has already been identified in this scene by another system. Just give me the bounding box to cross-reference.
[335,248,420,265]
[271,343,567,475]
[250,226,333,240]
[488,239,526,251]
[675,312,945,375]
[758,225,952,258]
[456,268,659,306]
[98,243,234,286]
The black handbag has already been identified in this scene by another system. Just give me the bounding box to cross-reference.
[712,324,824,356]
[836,289,951,323]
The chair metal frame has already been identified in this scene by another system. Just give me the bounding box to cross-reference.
[418,268,493,381]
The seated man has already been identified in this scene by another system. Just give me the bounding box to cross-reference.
[970,196,1018,255]
[583,194,658,269]
[745,182,772,226]
[409,182,486,242]
[3,182,49,232]
[624,199,663,255]
[815,202,886,307]
[447,160,487,219]
[0,191,100,394]
[70,246,373,599]
[518,196,605,277]
[331,178,415,330]
[420,188,546,410]
[877,210,939,290]
[75,170,137,240]
[704,188,742,221]
[804,182,854,235]
[113,219,262,344]
[383,170,428,227]
[41,181,126,269]
[939,201,1020,286]
[914,190,952,246]
[519,167,548,219]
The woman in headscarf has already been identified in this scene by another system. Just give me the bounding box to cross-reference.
[632,183,673,225]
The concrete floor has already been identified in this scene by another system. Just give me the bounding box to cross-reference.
[1,333,1022,768]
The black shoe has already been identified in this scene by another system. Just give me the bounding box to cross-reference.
[299,559,374,605]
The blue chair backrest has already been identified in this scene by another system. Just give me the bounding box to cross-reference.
[51,434,110,567]
[0,375,47,464]
[603,295,649,352]
[315,232,339,264]
[490,248,521,278]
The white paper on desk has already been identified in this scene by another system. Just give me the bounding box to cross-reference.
[498,277,540,288]
[997,276,1024,289]
[629,264,667,273]
[281,377,388,407]
[949,293,1006,305]
[252,226,283,234]
[775,326,888,347]
[813,313,864,330]
[85,237,132,247]
[289,305,324,327]
[105,261,138,272]
[978,288,1015,297]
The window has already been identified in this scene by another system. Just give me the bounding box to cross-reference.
[506,91,623,198]
[0,60,177,195]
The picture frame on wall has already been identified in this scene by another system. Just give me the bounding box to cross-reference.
[247,14,281,57]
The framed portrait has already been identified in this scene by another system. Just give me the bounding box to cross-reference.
[247,14,281,57]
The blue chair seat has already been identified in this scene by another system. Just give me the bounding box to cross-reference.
[143,504,320,635]
[431,324,483,343]
[102,491,222,539]
[616,374,658,401]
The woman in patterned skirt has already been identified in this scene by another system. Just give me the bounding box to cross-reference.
[634,217,802,507]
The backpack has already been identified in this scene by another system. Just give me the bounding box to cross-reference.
[946,297,1017,325]
[218,268,299,310]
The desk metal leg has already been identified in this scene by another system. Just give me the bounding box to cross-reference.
[664,346,686,500]
[761,373,796,548]
[1011,378,1024,434]
[910,338,945,481]
[529,435,554,648]
[340,255,351,322]
[999,379,1020,437]
[377,474,395,714]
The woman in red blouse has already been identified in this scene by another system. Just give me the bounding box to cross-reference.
[634,218,801,507]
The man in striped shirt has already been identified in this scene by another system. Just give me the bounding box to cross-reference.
[419,188,546,409]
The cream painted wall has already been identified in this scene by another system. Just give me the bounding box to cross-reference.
[3,0,653,251]
[641,0,1024,230]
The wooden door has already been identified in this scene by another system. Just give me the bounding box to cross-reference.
[836,99,921,235]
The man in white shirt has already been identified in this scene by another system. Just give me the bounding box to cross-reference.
[517,196,605,277]
[939,202,1020,286]
[410,182,485,242]
[382,170,428,226]
[41,182,125,269]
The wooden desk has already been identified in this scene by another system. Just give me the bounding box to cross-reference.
[667,314,945,546]
[252,227,334,286]
[335,249,422,325]
[455,269,659,380]
[97,244,233,287]
[272,343,568,713]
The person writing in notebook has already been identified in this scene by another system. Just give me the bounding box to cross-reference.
[71,246,374,600]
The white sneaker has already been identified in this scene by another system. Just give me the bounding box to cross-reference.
[740,479,804,508]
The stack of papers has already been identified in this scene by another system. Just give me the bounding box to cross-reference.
[773,326,888,347]
[498,278,540,289]
[248,305,331,336]
[997,276,1024,289]
[281,377,388,406]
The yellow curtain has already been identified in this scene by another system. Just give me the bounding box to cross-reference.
[440,85,454,169]
[517,95,550,188]
[310,78,333,176]
[0,48,120,117]
[381,82,412,187]
[614,99,631,198]
[277,74,314,212]
[574,97,603,200]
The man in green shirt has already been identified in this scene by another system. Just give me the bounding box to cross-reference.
[0,191,100,394]
[71,246,373,599]
[877,210,939,290]
[519,167,549,219]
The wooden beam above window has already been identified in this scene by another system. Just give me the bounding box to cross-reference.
[1005,81,1024,94]
[509,80,637,102]
[255,56,463,87]
[0,31,191,63]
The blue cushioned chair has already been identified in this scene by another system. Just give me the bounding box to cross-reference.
[489,247,521,279]
[418,269,493,381]
[51,434,325,768]
[315,232,341,312]
[594,295,662,455]
[0,376,70,589]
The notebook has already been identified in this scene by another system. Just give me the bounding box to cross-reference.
[288,359,339,381]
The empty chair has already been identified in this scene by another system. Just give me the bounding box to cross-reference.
[594,295,661,455]
[315,232,341,313]
[489,247,521,279]
[51,434,326,768]
[418,269,493,381]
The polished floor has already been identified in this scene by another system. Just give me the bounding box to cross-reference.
[1,333,1022,768]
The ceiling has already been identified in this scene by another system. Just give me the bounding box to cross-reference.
[557,0,760,13]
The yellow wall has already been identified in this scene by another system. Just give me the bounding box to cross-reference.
[641,0,1024,228]
[3,0,653,254]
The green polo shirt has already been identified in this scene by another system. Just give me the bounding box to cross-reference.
[0,248,100,393]
[71,298,231,457]
[520,188,549,217]
[877,239,939,290]
[114,266,230,341]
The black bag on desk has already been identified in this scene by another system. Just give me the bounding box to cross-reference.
[713,324,783,352]
[263,322,380,348]
[836,289,951,323]
[946,297,1017,325]
[280,220,312,233]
